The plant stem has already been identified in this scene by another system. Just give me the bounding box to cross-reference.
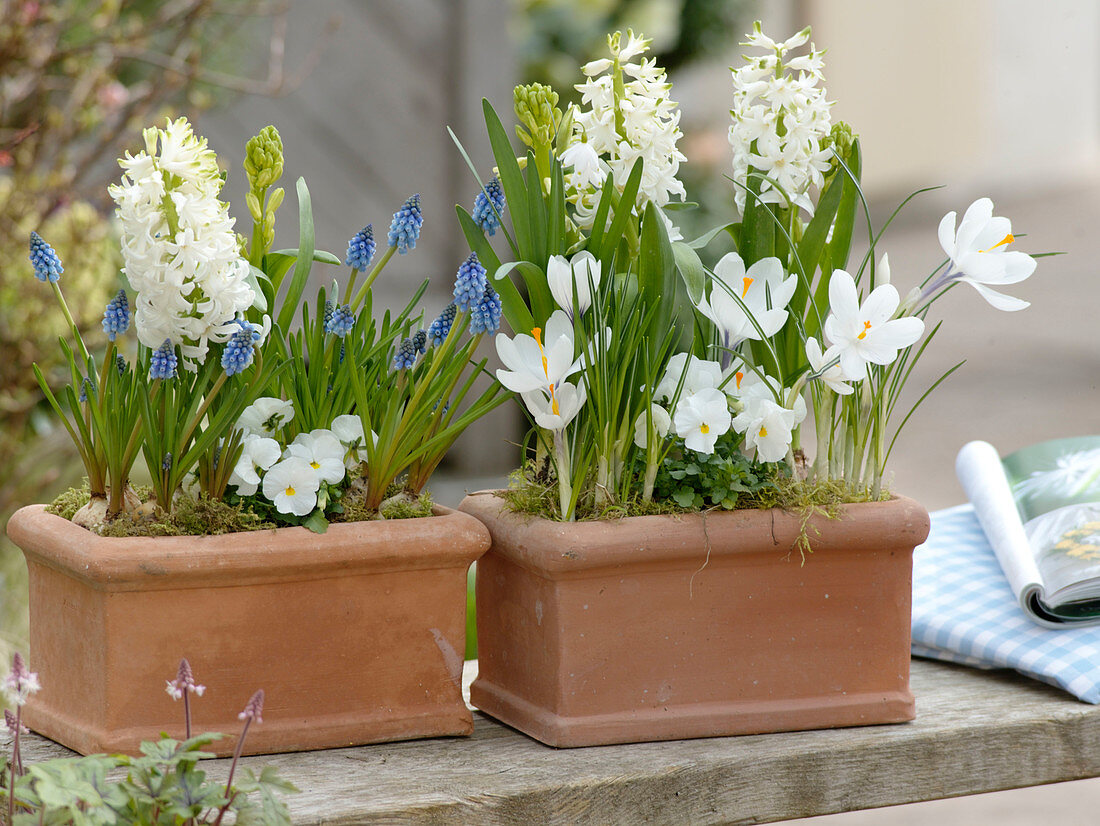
[554,428,573,521]
[349,246,396,311]
[212,717,251,826]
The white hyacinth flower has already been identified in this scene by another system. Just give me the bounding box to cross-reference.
[262,456,321,517]
[109,117,255,369]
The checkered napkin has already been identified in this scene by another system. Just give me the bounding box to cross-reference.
[911,503,1100,703]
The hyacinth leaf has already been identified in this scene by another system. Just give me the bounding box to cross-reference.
[270,249,340,265]
[586,174,616,255]
[277,177,316,333]
[482,99,531,256]
[738,168,773,266]
[596,158,642,263]
[247,265,271,313]
[524,150,548,266]
[671,241,705,306]
[685,222,739,251]
[637,201,676,351]
[546,158,566,256]
[827,137,862,278]
[456,205,533,335]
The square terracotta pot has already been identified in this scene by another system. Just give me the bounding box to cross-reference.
[459,492,930,748]
[5,504,489,756]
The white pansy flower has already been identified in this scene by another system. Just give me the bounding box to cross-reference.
[805,337,854,395]
[229,435,281,495]
[672,387,732,454]
[262,456,320,517]
[633,403,671,449]
[109,117,255,369]
[729,24,832,217]
[696,253,797,353]
[935,197,1036,311]
[822,270,925,381]
[520,380,586,432]
[654,353,724,403]
[237,397,295,437]
[733,395,799,463]
[331,414,376,469]
[286,429,346,485]
[495,310,582,394]
[547,251,602,320]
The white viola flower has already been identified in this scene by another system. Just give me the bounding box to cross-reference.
[547,251,602,320]
[633,402,672,449]
[109,117,255,369]
[569,30,687,221]
[732,394,800,463]
[228,434,281,495]
[495,310,582,394]
[936,197,1036,311]
[728,25,832,217]
[286,429,347,485]
[672,387,732,454]
[262,456,321,517]
[654,353,724,403]
[696,253,797,351]
[331,414,376,468]
[822,270,925,381]
[237,397,295,437]
[805,336,854,395]
[520,380,586,432]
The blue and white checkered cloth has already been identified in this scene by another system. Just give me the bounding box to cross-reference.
[912,503,1100,703]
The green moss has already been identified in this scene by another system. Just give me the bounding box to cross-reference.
[45,481,92,520]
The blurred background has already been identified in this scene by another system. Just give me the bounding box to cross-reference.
[2,1,1099,821]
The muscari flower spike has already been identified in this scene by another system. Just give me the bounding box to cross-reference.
[325,304,356,337]
[472,176,506,236]
[78,377,93,403]
[469,284,502,335]
[428,304,457,346]
[29,231,63,283]
[222,320,260,376]
[162,452,173,471]
[412,329,427,355]
[102,289,131,341]
[452,251,487,311]
[393,336,418,370]
[149,339,178,380]
[116,354,128,375]
[345,224,376,271]
[387,194,423,254]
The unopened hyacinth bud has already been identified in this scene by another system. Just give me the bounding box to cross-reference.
[428,304,457,346]
[243,125,284,192]
[166,658,206,700]
[514,82,560,147]
[102,289,131,341]
[29,231,63,283]
[325,304,355,337]
[323,300,335,329]
[469,284,503,336]
[387,194,423,254]
[393,336,418,370]
[452,251,487,311]
[472,176,506,236]
[239,689,264,724]
[3,652,40,707]
[345,224,376,272]
[222,320,259,376]
[149,340,178,380]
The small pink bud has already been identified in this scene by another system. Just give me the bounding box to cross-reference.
[166,657,206,700]
[3,652,40,707]
[238,689,264,724]
[3,709,26,736]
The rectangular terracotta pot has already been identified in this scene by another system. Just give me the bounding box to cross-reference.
[459,492,930,748]
[5,504,489,757]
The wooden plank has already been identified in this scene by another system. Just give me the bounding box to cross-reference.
[9,659,1100,824]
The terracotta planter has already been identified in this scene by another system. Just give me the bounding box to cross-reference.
[5,504,489,757]
[459,492,930,748]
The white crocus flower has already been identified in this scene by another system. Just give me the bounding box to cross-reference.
[696,253,797,351]
[495,310,581,394]
[822,270,925,381]
[805,336,855,395]
[237,397,295,437]
[654,353,724,403]
[262,456,321,517]
[633,403,671,449]
[228,434,281,495]
[672,387,732,454]
[331,414,376,469]
[936,198,1036,311]
[286,429,346,485]
[520,380,586,431]
[547,251,602,320]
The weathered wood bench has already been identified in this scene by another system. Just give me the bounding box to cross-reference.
[14,659,1100,824]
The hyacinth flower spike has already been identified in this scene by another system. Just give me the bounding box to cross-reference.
[350,194,423,312]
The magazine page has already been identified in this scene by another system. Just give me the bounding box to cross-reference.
[1000,436,1100,610]
[956,441,1044,617]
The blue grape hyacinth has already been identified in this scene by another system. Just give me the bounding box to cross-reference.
[325,304,355,337]
[452,252,487,311]
[469,284,502,336]
[149,340,178,380]
[428,304,457,346]
[387,194,423,254]
[472,176,506,236]
[102,289,130,341]
[392,336,418,370]
[29,231,63,283]
[222,320,260,376]
[345,224,376,271]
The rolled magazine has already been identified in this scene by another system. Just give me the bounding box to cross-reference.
[957,437,1100,628]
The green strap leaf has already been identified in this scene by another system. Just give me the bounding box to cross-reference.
[671,241,706,306]
[276,178,316,332]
